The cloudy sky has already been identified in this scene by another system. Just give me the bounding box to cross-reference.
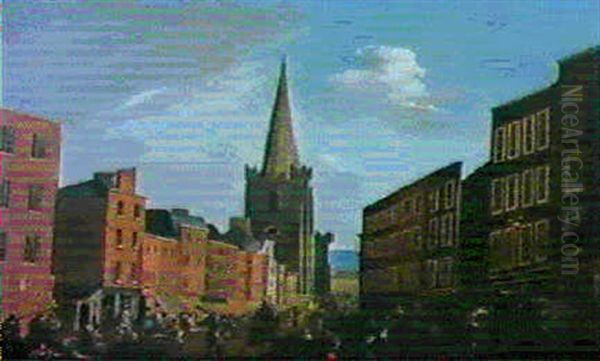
[2,0,599,250]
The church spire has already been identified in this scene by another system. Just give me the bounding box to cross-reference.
[261,56,300,177]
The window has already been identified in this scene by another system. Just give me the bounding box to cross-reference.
[493,126,506,163]
[491,178,505,215]
[134,204,141,218]
[31,134,48,158]
[414,226,423,250]
[0,126,16,153]
[536,165,550,204]
[24,235,41,263]
[429,189,440,213]
[509,227,520,268]
[534,219,550,262]
[521,223,534,265]
[28,185,44,210]
[427,259,438,288]
[117,201,124,215]
[115,261,123,281]
[438,258,453,287]
[507,120,521,159]
[132,232,138,249]
[523,115,536,155]
[522,169,535,208]
[116,229,123,248]
[444,180,455,209]
[536,108,550,150]
[428,218,438,249]
[446,213,455,246]
[501,228,513,270]
[440,214,447,246]
[505,174,520,211]
[0,231,7,261]
[489,231,501,272]
[414,196,422,214]
[0,180,10,208]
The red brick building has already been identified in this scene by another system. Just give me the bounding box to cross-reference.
[0,109,61,324]
[361,162,463,309]
[53,168,146,329]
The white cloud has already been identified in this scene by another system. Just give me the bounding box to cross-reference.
[331,46,435,111]
[120,87,167,110]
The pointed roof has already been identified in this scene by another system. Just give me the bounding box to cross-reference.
[261,57,300,177]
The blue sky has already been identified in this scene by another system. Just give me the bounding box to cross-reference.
[3,0,599,250]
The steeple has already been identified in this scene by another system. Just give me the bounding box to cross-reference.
[261,56,300,177]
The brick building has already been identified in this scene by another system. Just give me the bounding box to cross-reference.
[459,48,600,310]
[360,162,462,309]
[53,168,146,330]
[143,209,208,312]
[0,109,61,324]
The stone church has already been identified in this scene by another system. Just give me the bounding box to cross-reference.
[245,59,315,295]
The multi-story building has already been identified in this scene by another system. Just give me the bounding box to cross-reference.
[0,109,61,325]
[245,59,315,295]
[53,168,146,330]
[360,162,462,309]
[460,47,600,310]
[143,209,208,309]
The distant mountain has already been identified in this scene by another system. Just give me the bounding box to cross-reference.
[329,249,358,272]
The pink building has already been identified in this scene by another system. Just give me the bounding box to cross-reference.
[0,109,61,324]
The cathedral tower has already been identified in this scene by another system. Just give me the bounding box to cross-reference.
[245,58,315,295]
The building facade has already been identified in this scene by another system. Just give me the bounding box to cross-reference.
[361,162,462,309]
[460,48,600,308]
[245,59,315,295]
[0,109,61,323]
[53,168,146,330]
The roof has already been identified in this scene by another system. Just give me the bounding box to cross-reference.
[261,57,300,178]
[171,208,208,230]
[364,161,463,214]
[58,179,110,199]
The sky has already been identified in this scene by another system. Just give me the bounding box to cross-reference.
[2,0,599,250]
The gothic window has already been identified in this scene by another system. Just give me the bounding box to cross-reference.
[429,188,440,213]
[134,204,141,218]
[114,261,123,281]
